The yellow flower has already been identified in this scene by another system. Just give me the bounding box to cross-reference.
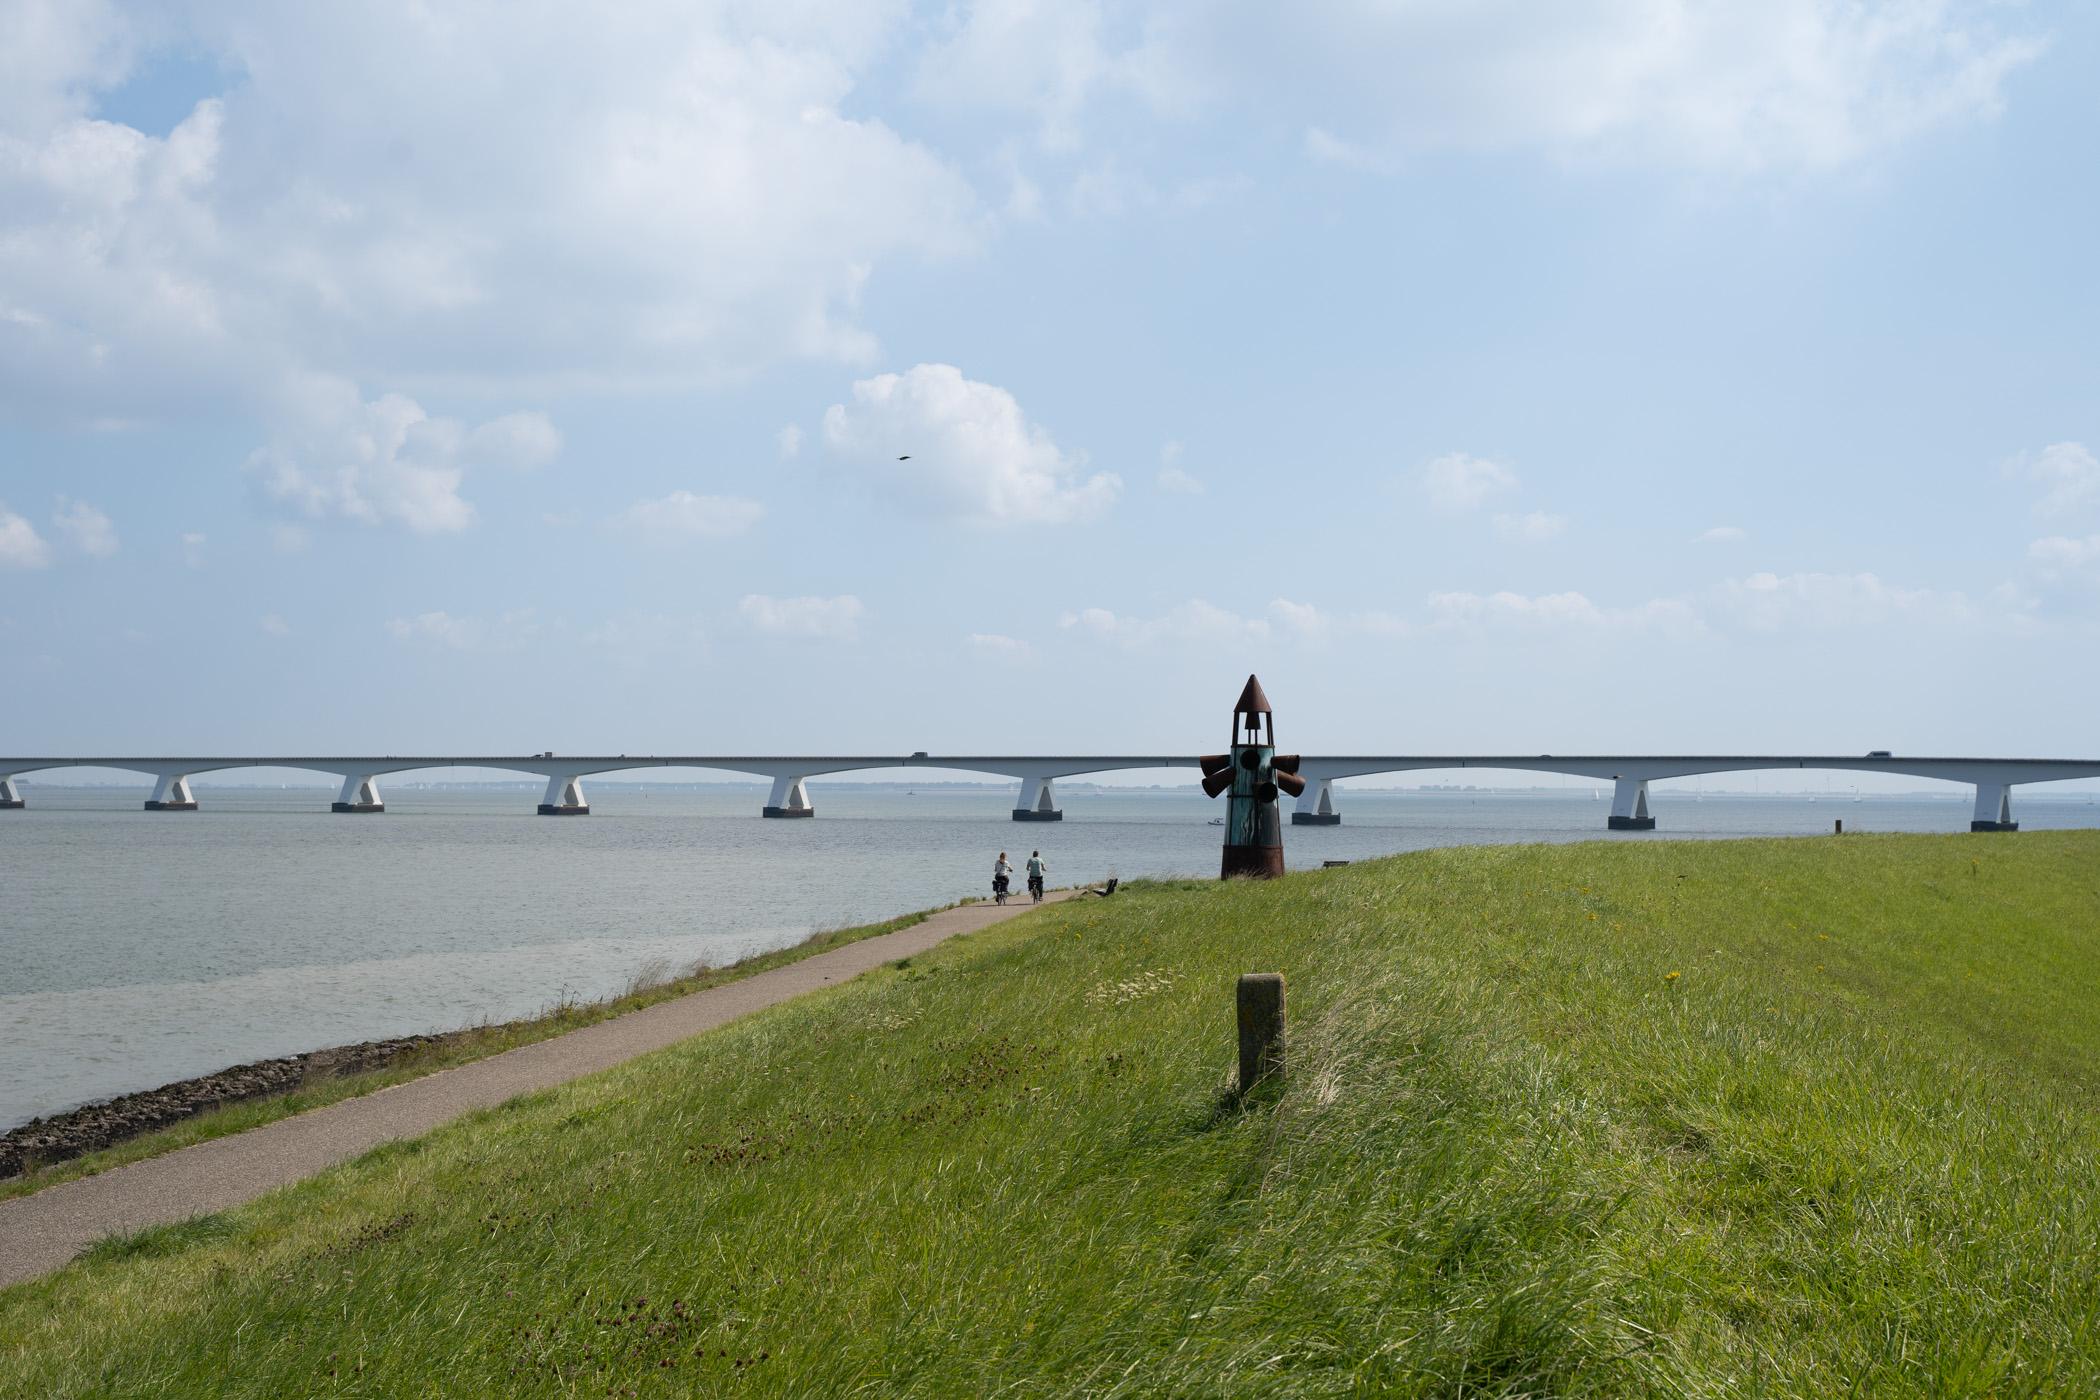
[1664,971,1681,982]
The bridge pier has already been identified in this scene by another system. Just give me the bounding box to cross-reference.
[763,775,814,818]
[538,775,589,816]
[1013,775,1063,822]
[145,774,199,811]
[0,776,21,810]
[1607,776,1654,830]
[1291,778,1340,825]
[1971,782,2018,832]
[331,774,385,813]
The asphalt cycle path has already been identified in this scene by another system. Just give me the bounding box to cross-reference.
[0,892,1075,1288]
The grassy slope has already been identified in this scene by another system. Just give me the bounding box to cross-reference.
[2,833,2097,1396]
[0,908,940,1204]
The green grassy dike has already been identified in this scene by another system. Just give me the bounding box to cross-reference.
[5,832,2099,1396]
[0,908,944,1204]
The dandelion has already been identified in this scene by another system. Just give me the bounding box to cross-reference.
[1664,971,1681,982]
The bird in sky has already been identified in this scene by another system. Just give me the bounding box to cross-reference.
[897,454,911,460]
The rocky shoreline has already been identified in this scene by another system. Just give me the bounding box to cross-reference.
[1,1036,448,1180]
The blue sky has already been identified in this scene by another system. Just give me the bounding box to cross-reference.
[3,1,2097,776]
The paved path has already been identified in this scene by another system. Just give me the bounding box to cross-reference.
[0,893,1072,1289]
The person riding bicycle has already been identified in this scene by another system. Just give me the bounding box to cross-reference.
[993,851,1013,904]
[1025,850,1046,903]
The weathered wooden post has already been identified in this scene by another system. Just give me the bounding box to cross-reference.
[1834,818,1843,835]
[1237,973,1285,1093]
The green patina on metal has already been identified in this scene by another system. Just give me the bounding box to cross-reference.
[1200,674,1303,879]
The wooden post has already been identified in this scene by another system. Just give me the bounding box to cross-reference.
[1834,818,1842,835]
[1237,973,1285,1093]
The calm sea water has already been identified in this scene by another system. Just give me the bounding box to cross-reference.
[4,783,2095,1129]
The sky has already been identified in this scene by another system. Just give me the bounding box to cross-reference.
[3,0,2098,783]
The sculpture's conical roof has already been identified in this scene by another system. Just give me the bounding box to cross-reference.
[1234,673,1272,715]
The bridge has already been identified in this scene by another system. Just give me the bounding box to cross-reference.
[2,752,2096,831]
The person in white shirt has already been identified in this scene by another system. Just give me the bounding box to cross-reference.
[1025,850,1046,903]
[993,851,1013,903]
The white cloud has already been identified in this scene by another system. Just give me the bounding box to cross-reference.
[777,424,804,459]
[738,593,864,640]
[1267,597,1412,642]
[966,631,1033,661]
[1421,452,1517,512]
[267,523,309,554]
[2013,442,2100,520]
[52,497,118,556]
[1155,439,1204,494]
[0,504,52,569]
[1717,571,1978,629]
[1492,510,1566,544]
[2028,535,2100,581]
[1059,599,1270,648]
[822,363,1121,524]
[913,0,1190,152]
[0,7,981,427]
[1060,596,1408,648]
[465,412,563,471]
[259,613,290,636]
[247,380,559,534]
[180,531,207,567]
[1304,125,1397,173]
[954,1,2040,174]
[1156,465,1205,495]
[1694,525,1748,543]
[611,491,765,544]
[1427,589,1703,637]
[385,609,540,651]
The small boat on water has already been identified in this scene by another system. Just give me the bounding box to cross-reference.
[1207,817,1225,826]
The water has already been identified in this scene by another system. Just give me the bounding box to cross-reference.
[3,783,2094,1130]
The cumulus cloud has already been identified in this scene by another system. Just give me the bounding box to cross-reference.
[1695,525,1747,543]
[611,491,765,544]
[822,363,1121,524]
[247,380,559,534]
[777,425,804,459]
[0,7,980,428]
[1492,510,1566,544]
[1716,571,1978,629]
[1420,452,1517,512]
[52,497,118,556]
[2013,441,2100,520]
[938,1,2041,174]
[738,593,864,640]
[1427,589,1702,637]
[0,503,52,569]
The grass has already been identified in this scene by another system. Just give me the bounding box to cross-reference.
[0,906,945,1203]
[3,832,2098,1395]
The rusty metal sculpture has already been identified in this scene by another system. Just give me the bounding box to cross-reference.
[1200,675,1305,879]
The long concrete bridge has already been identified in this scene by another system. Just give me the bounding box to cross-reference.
[2,752,2096,831]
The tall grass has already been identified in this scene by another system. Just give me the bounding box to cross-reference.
[2,833,2096,1396]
